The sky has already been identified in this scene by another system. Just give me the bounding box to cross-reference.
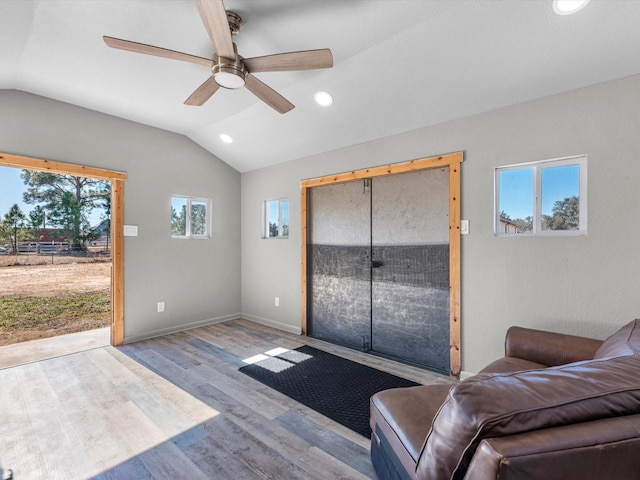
[0,166,106,226]
[499,164,580,219]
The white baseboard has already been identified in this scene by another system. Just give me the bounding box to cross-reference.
[123,313,239,344]
[239,313,302,335]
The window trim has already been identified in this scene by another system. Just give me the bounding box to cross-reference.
[262,198,289,239]
[171,195,211,239]
[494,155,587,237]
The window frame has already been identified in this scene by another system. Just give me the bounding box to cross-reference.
[171,195,211,239]
[494,155,587,237]
[262,198,289,239]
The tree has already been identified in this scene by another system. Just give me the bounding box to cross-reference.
[514,216,533,233]
[171,204,187,236]
[191,202,207,236]
[22,170,109,249]
[101,190,112,250]
[269,221,278,237]
[27,205,47,252]
[542,196,579,231]
[49,191,85,250]
[500,211,532,234]
[0,221,9,252]
[3,204,26,254]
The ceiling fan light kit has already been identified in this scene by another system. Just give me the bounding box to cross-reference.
[213,67,245,89]
[213,45,246,89]
[103,0,333,114]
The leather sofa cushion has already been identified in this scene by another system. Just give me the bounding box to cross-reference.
[505,326,603,366]
[371,384,453,474]
[479,356,547,374]
[417,355,640,480]
[594,319,640,358]
[467,414,640,480]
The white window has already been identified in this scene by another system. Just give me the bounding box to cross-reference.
[171,196,211,238]
[263,198,289,239]
[495,155,587,236]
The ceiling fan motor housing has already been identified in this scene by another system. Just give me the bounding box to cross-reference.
[226,11,242,35]
[212,43,247,89]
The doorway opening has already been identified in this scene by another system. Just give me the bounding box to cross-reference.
[301,152,462,377]
[0,152,126,347]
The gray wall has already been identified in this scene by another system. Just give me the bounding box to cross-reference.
[4,71,640,375]
[241,73,640,374]
[0,90,241,343]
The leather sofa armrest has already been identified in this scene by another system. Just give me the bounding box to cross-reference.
[505,326,603,366]
[466,414,640,480]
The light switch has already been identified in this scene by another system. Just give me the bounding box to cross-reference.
[460,220,469,235]
[123,225,138,236]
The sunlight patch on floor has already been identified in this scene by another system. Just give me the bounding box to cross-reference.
[242,346,312,373]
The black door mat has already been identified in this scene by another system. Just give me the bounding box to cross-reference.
[239,345,420,438]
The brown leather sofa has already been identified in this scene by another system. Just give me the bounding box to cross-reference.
[370,319,640,479]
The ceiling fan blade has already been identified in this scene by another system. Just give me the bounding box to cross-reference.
[245,74,294,114]
[184,76,221,106]
[244,49,333,73]
[103,36,212,67]
[195,0,236,60]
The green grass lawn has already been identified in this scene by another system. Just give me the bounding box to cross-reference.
[0,291,110,345]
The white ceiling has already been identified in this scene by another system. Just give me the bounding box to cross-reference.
[2,0,640,172]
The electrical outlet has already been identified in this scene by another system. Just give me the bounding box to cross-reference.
[157,301,165,313]
[274,297,280,307]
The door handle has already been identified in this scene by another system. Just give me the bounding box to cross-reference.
[371,261,383,268]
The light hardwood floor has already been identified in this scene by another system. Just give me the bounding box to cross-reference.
[0,319,455,480]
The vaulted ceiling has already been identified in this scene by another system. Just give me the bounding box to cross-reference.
[3,1,640,172]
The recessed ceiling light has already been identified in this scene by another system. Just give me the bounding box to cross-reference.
[314,91,333,107]
[553,0,590,15]
[219,133,233,144]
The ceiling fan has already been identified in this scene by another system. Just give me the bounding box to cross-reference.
[103,0,333,114]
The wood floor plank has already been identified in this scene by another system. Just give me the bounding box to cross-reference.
[137,440,210,480]
[58,394,135,474]
[115,378,196,437]
[39,357,136,474]
[275,409,376,477]
[63,350,130,410]
[181,427,267,480]
[222,319,282,342]
[0,319,456,479]
[14,362,61,413]
[185,336,246,368]
[105,347,219,425]
[200,414,317,480]
[92,456,155,480]
[224,395,370,479]
[29,407,94,480]
[106,399,176,456]
[0,369,48,479]
[188,323,270,359]
[190,363,289,420]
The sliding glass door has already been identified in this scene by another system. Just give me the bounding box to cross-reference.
[307,168,451,373]
[370,169,450,372]
[308,180,372,350]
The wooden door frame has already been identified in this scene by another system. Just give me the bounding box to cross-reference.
[0,152,127,346]
[300,152,463,377]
